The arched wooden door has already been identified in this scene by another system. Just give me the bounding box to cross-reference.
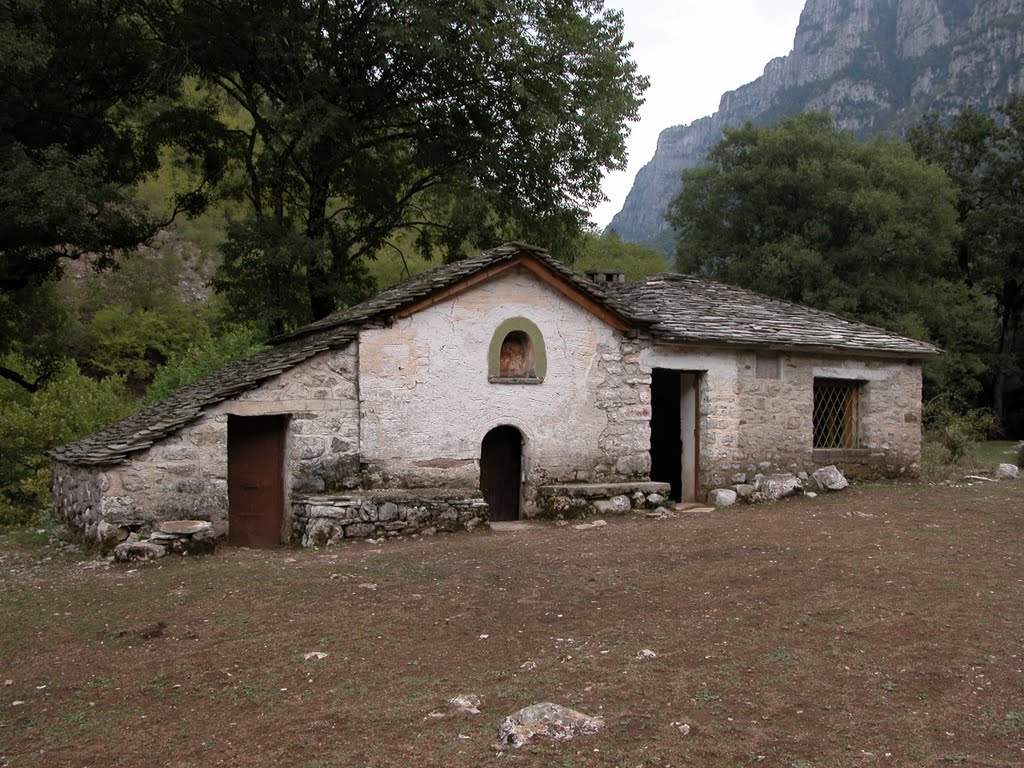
[480,426,522,522]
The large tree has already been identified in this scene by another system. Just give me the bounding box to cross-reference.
[908,97,1024,425]
[0,0,227,389]
[141,0,647,331]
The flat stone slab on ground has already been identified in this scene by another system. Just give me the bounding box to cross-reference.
[156,520,214,536]
[497,702,605,747]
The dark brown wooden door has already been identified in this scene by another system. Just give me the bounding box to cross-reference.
[480,426,522,522]
[228,415,287,547]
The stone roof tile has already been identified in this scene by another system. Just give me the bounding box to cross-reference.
[613,274,938,356]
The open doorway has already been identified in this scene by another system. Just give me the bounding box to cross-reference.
[480,425,523,521]
[650,370,700,502]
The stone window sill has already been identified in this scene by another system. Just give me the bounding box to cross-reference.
[812,448,871,462]
[488,376,544,385]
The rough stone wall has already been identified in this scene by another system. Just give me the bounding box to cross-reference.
[643,345,924,492]
[593,335,652,480]
[293,492,487,546]
[358,267,644,516]
[52,462,104,541]
[57,345,359,541]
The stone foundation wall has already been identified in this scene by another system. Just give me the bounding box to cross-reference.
[293,491,487,546]
[52,462,105,541]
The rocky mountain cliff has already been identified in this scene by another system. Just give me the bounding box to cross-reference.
[609,0,1024,245]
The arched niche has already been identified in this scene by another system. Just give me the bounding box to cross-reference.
[487,317,547,383]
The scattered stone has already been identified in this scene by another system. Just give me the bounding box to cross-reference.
[424,711,446,720]
[520,661,538,671]
[646,493,666,505]
[113,541,168,562]
[645,507,676,519]
[11,701,25,707]
[757,473,803,500]
[963,475,997,483]
[357,583,378,590]
[156,520,214,536]
[730,473,748,484]
[572,519,607,531]
[96,520,129,546]
[636,649,657,660]
[995,463,1019,480]
[805,491,818,499]
[496,702,605,747]
[303,651,328,661]
[671,722,691,736]
[450,694,482,714]
[592,495,631,515]
[733,483,758,501]
[811,465,849,492]
[708,489,737,507]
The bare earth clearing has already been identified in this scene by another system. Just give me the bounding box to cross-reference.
[2,480,1023,768]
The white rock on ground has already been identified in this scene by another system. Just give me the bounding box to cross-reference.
[757,473,803,500]
[812,465,849,491]
[450,694,482,714]
[995,463,1020,480]
[572,519,607,530]
[593,495,631,515]
[708,488,737,507]
[496,702,605,747]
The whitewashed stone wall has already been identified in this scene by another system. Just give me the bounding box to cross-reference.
[53,345,359,540]
[358,267,650,516]
[643,344,924,490]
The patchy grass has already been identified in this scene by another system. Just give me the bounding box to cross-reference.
[1,480,1023,767]
[968,440,1020,468]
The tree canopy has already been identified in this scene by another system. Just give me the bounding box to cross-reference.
[667,113,960,330]
[141,0,647,331]
[0,0,228,388]
[909,96,1024,425]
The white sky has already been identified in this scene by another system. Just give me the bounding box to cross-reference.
[591,0,807,228]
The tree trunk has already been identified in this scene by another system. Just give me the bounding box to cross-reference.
[993,277,1021,427]
[305,170,334,320]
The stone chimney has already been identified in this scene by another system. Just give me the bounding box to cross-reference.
[585,269,626,285]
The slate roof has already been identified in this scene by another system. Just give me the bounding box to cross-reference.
[272,242,636,343]
[52,243,936,466]
[50,327,356,466]
[614,273,939,356]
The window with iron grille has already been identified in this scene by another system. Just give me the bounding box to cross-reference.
[813,379,861,449]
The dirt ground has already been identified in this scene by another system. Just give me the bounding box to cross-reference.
[1,478,1023,768]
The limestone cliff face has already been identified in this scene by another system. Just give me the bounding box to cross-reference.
[610,0,1024,244]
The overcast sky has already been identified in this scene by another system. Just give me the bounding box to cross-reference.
[591,0,807,228]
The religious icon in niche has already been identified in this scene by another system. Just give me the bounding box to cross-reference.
[499,330,536,378]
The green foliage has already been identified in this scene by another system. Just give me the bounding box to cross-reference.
[669,113,960,332]
[81,305,210,393]
[922,397,996,464]
[0,359,133,528]
[0,0,228,388]
[58,243,219,392]
[142,0,646,324]
[666,112,988,403]
[909,96,1024,426]
[146,324,266,403]
[565,231,669,282]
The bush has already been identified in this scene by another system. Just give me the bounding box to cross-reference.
[0,360,134,528]
[145,324,265,403]
[922,398,996,465]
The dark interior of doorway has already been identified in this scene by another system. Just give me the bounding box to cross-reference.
[480,425,522,522]
[650,369,682,501]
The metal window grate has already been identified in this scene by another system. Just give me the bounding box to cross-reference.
[813,379,860,449]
